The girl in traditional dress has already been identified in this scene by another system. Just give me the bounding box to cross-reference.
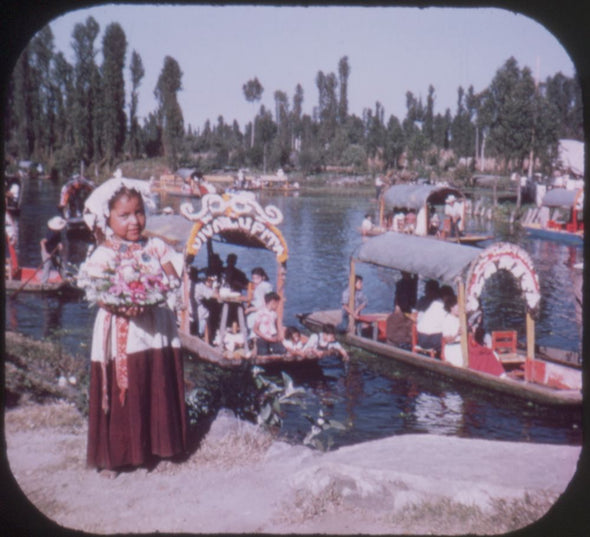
[78,174,187,475]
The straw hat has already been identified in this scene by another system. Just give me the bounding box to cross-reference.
[446,194,457,204]
[48,216,67,231]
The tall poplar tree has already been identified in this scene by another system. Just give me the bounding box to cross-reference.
[338,56,350,124]
[128,50,145,158]
[242,77,264,147]
[71,16,100,165]
[101,23,127,166]
[155,55,184,169]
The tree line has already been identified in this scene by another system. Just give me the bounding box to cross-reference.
[4,16,583,181]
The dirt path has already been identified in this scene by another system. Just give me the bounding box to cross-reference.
[2,400,586,535]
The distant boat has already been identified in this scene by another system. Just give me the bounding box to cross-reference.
[58,175,96,232]
[522,187,583,246]
[4,233,81,297]
[366,183,492,245]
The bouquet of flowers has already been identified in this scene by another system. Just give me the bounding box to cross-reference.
[78,255,180,308]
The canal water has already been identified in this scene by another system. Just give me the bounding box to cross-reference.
[5,178,583,447]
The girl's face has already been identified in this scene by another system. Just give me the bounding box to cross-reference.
[252,273,262,286]
[108,194,146,241]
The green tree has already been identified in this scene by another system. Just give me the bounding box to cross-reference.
[544,72,583,140]
[450,86,475,159]
[383,114,405,169]
[71,16,100,165]
[338,56,350,124]
[423,84,435,144]
[155,55,184,169]
[243,77,264,147]
[128,50,145,158]
[101,23,127,166]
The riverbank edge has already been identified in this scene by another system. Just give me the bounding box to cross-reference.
[2,331,589,535]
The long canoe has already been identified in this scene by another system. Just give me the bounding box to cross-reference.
[299,310,582,407]
[5,267,82,297]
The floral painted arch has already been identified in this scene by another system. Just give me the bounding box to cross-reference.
[180,192,289,264]
[464,242,541,320]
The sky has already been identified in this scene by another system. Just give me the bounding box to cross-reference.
[46,4,576,132]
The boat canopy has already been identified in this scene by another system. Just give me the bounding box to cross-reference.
[144,214,195,252]
[541,188,583,209]
[352,232,540,316]
[354,232,479,282]
[382,183,464,211]
[179,192,289,263]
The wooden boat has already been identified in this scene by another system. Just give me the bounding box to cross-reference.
[58,175,96,231]
[151,168,218,198]
[368,183,492,244]
[522,188,583,246]
[144,191,319,368]
[298,233,582,407]
[5,235,82,297]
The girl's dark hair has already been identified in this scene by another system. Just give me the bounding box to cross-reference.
[251,267,269,280]
[264,291,281,303]
[108,186,144,211]
[443,293,458,313]
[284,326,300,340]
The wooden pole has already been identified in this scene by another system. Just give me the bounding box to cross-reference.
[276,261,286,337]
[457,282,469,367]
[347,259,356,333]
[525,311,535,382]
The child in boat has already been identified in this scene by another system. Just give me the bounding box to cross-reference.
[282,326,309,358]
[77,176,187,475]
[193,270,220,340]
[253,291,286,356]
[245,266,273,334]
[304,323,349,361]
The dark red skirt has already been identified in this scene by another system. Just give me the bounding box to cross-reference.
[87,347,187,470]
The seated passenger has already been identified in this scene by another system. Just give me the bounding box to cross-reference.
[416,279,440,313]
[283,326,308,358]
[416,285,455,356]
[441,294,463,366]
[253,292,286,356]
[304,324,349,361]
[385,303,413,350]
[361,213,374,235]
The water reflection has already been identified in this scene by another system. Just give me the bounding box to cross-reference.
[4,180,583,446]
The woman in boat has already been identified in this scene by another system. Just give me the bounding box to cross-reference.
[77,178,187,475]
[416,285,455,356]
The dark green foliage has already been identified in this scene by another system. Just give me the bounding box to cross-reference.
[4,23,581,179]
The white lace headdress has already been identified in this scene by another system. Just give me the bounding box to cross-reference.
[83,169,155,235]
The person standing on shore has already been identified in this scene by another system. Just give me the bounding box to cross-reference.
[77,175,187,476]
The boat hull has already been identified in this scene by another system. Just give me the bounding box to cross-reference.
[299,310,582,407]
[179,330,322,368]
[523,225,583,246]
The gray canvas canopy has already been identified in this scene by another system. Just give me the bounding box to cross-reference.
[144,214,194,251]
[353,232,480,283]
[541,188,580,208]
[382,184,464,211]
